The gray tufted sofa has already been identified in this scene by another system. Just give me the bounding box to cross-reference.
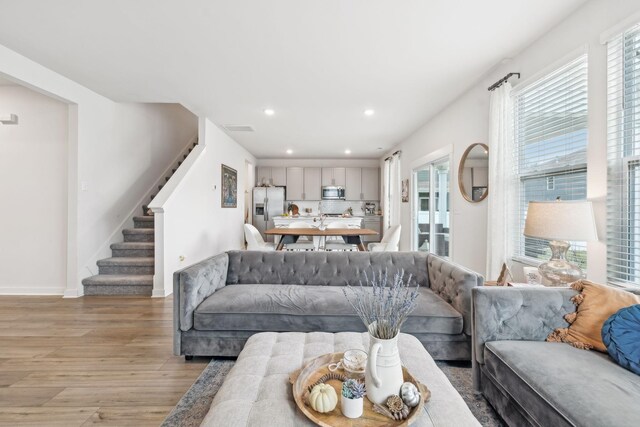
[174,250,483,360]
[472,287,640,427]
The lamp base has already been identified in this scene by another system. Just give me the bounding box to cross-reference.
[538,240,585,286]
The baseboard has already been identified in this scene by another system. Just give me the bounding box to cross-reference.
[152,288,173,298]
[0,286,65,296]
[63,288,83,298]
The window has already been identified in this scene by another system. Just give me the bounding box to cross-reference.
[607,23,640,286]
[546,176,555,190]
[513,55,588,268]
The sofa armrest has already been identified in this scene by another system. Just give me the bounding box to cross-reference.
[427,254,483,336]
[173,252,229,333]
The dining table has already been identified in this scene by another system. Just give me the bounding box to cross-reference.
[264,228,379,251]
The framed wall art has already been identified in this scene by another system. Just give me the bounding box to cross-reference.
[221,164,238,208]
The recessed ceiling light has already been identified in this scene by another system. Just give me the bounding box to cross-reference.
[286,149,293,154]
[264,108,275,116]
[345,149,352,154]
[364,109,375,116]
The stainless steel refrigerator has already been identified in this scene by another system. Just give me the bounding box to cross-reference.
[252,187,285,242]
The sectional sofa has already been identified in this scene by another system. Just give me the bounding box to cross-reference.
[173,250,484,360]
[472,286,640,427]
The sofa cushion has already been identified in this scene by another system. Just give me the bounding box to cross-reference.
[193,284,463,334]
[602,304,640,375]
[547,280,640,352]
[483,341,640,427]
[225,251,429,287]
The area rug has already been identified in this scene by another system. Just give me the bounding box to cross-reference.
[162,359,503,427]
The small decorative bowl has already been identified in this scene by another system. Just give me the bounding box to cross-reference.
[328,349,367,375]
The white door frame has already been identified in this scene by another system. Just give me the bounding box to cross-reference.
[410,145,453,255]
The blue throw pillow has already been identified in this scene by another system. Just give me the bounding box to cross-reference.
[602,304,640,375]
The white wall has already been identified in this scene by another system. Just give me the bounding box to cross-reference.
[79,103,197,281]
[0,44,197,296]
[383,0,640,281]
[150,118,256,296]
[0,85,68,294]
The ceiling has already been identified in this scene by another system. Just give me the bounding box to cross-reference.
[0,0,588,158]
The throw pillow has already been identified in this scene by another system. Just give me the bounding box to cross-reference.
[547,280,640,352]
[602,305,640,375]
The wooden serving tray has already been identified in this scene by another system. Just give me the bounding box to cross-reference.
[289,352,431,427]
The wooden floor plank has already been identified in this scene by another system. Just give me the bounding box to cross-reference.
[0,407,97,426]
[43,344,173,359]
[44,387,186,407]
[0,372,29,387]
[0,296,207,425]
[0,387,64,406]
[0,346,57,358]
[81,405,173,426]
[0,357,170,372]
[12,370,201,388]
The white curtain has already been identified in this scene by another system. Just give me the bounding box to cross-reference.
[389,152,401,227]
[383,158,391,229]
[486,83,515,280]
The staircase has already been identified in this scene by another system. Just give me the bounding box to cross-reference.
[82,140,197,296]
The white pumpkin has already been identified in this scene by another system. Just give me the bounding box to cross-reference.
[308,383,338,413]
[400,382,421,407]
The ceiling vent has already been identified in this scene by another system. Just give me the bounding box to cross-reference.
[223,124,255,132]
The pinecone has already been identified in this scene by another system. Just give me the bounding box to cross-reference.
[386,395,404,413]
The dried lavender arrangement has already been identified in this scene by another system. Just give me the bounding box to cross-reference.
[343,269,420,339]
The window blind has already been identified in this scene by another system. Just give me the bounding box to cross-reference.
[607,23,640,286]
[513,55,589,267]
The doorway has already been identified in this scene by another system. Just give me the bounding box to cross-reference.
[413,156,451,257]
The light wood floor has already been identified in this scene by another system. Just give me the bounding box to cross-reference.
[0,296,209,426]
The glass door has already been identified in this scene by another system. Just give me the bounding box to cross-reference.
[415,169,430,252]
[413,156,450,257]
[432,159,450,257]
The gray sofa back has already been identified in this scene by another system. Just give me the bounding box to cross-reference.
[226,251,429,287]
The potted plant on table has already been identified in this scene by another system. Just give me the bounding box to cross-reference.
[341,379,366,419]
[343,270,419,405]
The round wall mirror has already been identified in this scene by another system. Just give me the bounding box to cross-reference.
[458,143,489,203]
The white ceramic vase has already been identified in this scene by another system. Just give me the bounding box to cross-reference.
[341,395,363,419]
[365,332,403,405]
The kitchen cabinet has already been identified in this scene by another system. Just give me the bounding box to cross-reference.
[322,168,346,187]
[286,167,304,200]
[303,167,322,200]
[271,167,286,186]
[361,167,380,200]
[256,167,287,186]
[345,168,362,200]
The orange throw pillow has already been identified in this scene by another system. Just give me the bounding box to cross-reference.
[547,280,640,352]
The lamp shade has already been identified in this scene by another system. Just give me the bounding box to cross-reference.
[523,200,598,242]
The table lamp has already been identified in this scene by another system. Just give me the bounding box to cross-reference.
[523,200,598,286]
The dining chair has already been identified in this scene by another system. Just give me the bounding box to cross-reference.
[244,224,276,251]
[324,221,357,251]
[284,222,315,251]
[368,224,401,252]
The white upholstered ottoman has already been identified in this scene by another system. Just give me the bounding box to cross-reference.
[201,332,479,427]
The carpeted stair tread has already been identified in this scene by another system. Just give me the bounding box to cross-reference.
[110,242,154,249]
[123,228,154,234]
[82,274,153,286]
[97,257,154,266]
